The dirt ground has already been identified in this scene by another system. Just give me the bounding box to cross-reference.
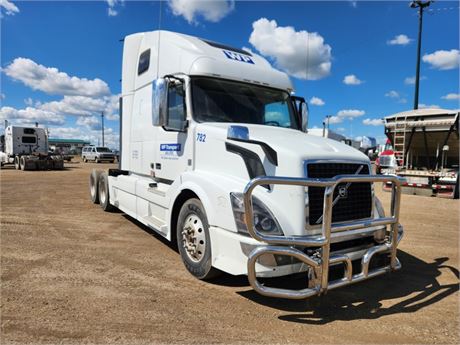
[1,161,459,344]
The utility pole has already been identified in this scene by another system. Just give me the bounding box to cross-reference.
[101,111,105,147]
[410,0,432,110]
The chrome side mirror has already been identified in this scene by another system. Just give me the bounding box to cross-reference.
[300,101,309,133]
[152,78,169,127]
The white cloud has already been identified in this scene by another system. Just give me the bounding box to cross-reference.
[328,116,342,124]
[385,90,407,104]
[48,126,119,149]
[47,127,83,139]
[441,93,460,100]
[0,0,19,15]
[419,104,440,109]
[336,127,346,132]
[337,109,365,118]
[309,96,325,106]
[1,93,5,100]
[387,34,412,46]
[39,95,119,120]
[107,0,119,17]
[0,106,65,126]
[385,90,399,98]
[249,18,332,80]
[3,58,110,97]
[423,49,460,70]
[24,97,34,106]
[327,109,365,124]
[168,0,234,24]
[343,74,363,85]
[404,75,426,85]
[349,1,358,8]
[76,116,101,130]
[363,118,383,126]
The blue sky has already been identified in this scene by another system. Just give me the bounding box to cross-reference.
[1,0,459,148]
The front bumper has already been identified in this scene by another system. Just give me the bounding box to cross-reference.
[244,174,405,299]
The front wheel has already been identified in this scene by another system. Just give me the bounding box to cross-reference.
[177,199,220,280]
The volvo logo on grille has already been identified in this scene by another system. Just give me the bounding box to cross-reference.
[338,185,348,199]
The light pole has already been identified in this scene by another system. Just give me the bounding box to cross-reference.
[410,0,432,110]
[322,115,332,137]
[101,111,105,147]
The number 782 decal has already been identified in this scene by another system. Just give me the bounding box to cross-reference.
[196,133,206,142]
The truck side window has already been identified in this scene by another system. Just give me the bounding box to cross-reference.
[138,49,150,75]
[264,102,293,128]
[22,136,37,144]
[165,83,186,131]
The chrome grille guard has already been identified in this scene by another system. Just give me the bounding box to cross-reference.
[244,174,405,300]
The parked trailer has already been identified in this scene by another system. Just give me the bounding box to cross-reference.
[0,126,64,170]
[90,30,404,299]
[381,108,459,198]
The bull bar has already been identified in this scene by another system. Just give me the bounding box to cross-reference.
[243,174,404,300]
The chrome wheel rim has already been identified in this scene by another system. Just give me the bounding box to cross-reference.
[181,214,206,262]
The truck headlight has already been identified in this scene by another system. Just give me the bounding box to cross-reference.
[230,192,283,236]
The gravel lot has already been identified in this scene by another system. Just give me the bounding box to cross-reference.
[1,161,459,344]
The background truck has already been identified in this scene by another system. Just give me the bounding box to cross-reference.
[89,30,404,299]
[0,125,64,170]
[381,108,459,198]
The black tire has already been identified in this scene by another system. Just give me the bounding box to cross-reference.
[454,174,459,199]
[14,156,20,170]
[20,156,26,171]
[98,172,116,212]
[89,169,101,204]
[95,158,99,163]
[177,198,220,280]
[83,156,87,163]
[110,160,114,164]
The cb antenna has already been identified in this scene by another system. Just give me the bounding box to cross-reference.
[156,0,163,79]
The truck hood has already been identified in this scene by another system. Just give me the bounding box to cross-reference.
[197,122,369,163]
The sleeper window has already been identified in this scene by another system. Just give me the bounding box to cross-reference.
[138,49,150,75]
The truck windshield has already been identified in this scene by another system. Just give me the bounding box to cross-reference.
[191,77,299,129]
[96,147,111,152]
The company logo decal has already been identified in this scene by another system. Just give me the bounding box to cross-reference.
[223,50,254,64]
[338,185,348,199]
[160,143,181,152]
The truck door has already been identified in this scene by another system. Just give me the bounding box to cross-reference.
[154,81,191,183]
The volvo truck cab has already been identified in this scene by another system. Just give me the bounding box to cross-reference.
[90,30,404,299]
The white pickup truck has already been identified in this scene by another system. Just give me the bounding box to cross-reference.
[90,30,404,299]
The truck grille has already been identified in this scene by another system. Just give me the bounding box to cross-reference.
[306,163,372,225]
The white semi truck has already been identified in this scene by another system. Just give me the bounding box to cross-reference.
[0,125,64,170]
[90,30,404,299]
